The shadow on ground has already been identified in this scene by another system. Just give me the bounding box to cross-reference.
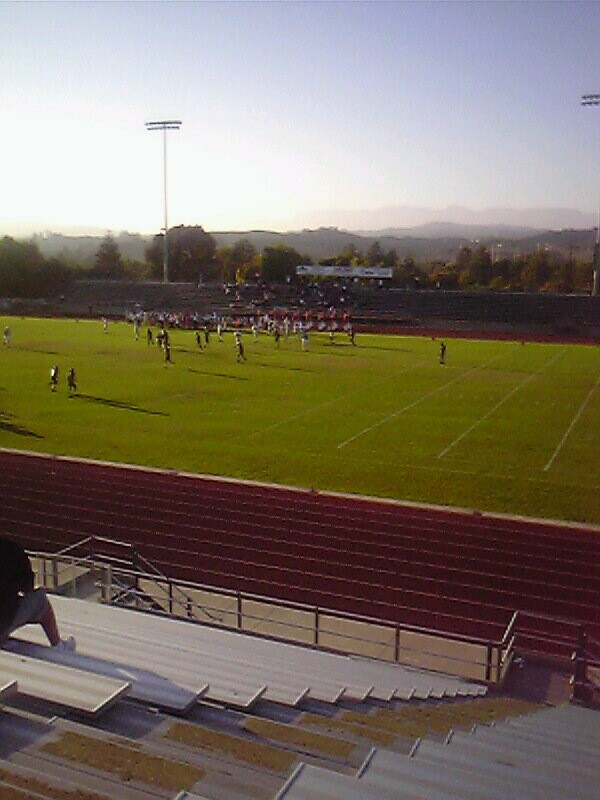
[0,413,43,438]
[503,657,572,705]
[187,369,248,381]
[73,394,169,416]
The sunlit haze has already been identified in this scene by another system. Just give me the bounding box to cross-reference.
[1,1,599,236]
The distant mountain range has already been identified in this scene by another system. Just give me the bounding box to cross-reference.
[212,226,596,262]
[290,205,598,232]
[28,226,597,266]
[10,205,596,265]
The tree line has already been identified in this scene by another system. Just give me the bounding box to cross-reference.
[0,226,595,297]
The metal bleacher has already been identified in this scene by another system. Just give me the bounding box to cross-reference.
[1,593,598,800]
[7,595,487,712]
[0,650,130,716]
[1,448,598,797]
[277,704,600,800]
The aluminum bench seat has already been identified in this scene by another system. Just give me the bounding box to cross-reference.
[50,591,487,703]
[368,745,587,800]
[275,763,398,800]
[412,738,599,799]
[446,728,599,777]
[44,596,446,703]
[10,598,309,707]
[363,748,532,800]
[12,594,486,713]
[52,596,356,704]
[506,704,600,743]
[467,720,600,761]
[0,756,155,800]
[5,639,207,713]
[504,715,600,749]
[0,650,130,716]
[11,625,263,710]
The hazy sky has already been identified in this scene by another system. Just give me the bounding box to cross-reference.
[1,0,599,235]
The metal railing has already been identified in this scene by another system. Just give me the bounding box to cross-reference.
[50,535,221,621]
[28,542,597,691]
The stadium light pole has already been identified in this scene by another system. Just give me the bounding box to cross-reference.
[145,119,182,283]
[581,95,599,295]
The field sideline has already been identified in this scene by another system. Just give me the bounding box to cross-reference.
[1,316,598,524]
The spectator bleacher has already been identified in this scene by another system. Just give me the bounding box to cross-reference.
[3,583,597,800]
[352,289,600,339]
[42,280,599,339]
[278,703,600,799]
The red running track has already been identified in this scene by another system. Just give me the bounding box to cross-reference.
[0,450,598,652]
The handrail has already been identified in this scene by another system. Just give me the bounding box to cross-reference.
[511,607,591,629]
[27,546,598,689]
[499,610,519,646]
[55,534,135,562]
[107,567,489,673]
[36,542,223,624]
[55,535,95,557]
[29,549,494,677]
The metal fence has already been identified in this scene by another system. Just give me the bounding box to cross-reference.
[28,537,597,690]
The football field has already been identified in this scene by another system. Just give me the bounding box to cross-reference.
[1,316,598,524]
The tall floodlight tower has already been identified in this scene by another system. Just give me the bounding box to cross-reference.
[594,216,600,298]
[145,120,182,284]
[581,95,599,295]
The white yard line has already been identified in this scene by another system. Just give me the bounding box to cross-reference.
[336,352,510,451]
[337,371,467,450]
[437,349,566,459]
[249,363,425,439]
[342,451,600,490]
[543,373,600,472]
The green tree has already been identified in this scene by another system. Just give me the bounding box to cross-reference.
[261,245,304,283]
[470,245,492,286]
[0,237,70,297]
[520,249,552,291]
[92,235,124,278]
[146,226,217,282]
[430,263,460,289]
[216,238,259,282]
[145,234,165,279]
[383,249,399,268]
[455,246,472,272]
[572,260,593,293]
[230,238,259,283]
[366,240,385,266]
[491,257,513,289]
[393,256,426,288]
[215,246,234,282]
[169,225,217,282]
[122,259,152,280]
[336,244,361,266]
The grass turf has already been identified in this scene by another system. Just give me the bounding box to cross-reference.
[0,316,598,524]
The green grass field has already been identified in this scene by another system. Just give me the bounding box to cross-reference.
[1,316,598,524]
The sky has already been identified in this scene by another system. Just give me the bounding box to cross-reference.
[1,0,599,236]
